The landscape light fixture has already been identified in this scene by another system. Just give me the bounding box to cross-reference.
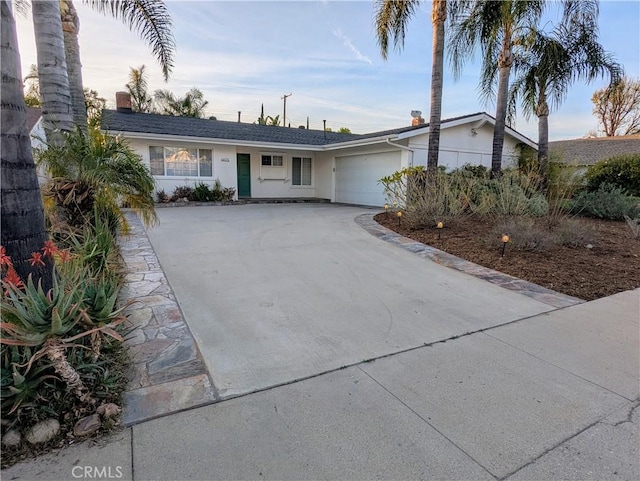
[397,210,403,227]
[384,204,389,216]
[437,221,443,240]
[501,234,510,257]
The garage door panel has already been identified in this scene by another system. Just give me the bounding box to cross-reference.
[336,152,401,206]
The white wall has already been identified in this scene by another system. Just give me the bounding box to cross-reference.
[126,138,238,198]
[408,123,522,170]
[238,147,320,198]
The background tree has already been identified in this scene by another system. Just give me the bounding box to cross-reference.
[592,77,640,136]
[23,64,40,107]
[1,0,52,289]
[338,127,352,134]
[153,87,209,117]
[509,9,621,189]
[126,65,153,113]
[84,88,106,124]
[59,0,175,128]
[375,0,455,171]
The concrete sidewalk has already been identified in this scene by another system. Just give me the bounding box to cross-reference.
[4,288,638,481]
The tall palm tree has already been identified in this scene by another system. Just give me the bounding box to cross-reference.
[126,65,153,112]
[32,0,74,145]
[375,0,454,171]
[509,14,621,189]
[154,88,209,118]
[450,0,549,175]
[1,0,53,290]
[58,0,174,128]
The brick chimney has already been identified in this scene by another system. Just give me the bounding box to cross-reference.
[411,116,425,126]
[116,91,132,112]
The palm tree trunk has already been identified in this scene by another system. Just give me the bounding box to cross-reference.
[491,49,513,176]
[427,0,446,172]
[32,0,74,145]
[61,0,88,131]
[537,94,550,192]
[1,0,53,291]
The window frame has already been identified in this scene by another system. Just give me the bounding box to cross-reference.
[260,153,285,167]
[291,156,313,187]
[148,145,214,178]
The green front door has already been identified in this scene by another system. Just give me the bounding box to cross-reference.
[237,153,251,198]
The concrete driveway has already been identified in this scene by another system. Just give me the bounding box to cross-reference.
[146,204,555,398]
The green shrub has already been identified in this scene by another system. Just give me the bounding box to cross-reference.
[585,154,640,197]
[572,183,640,220]
[193,182,214,202]
[156,189,169,203]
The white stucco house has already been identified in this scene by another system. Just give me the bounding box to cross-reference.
[101,97,536,207]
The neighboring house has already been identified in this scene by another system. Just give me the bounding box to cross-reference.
[101,94,537,207]
[549,134,640,167]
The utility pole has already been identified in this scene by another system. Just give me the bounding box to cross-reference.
[281,93,292,127]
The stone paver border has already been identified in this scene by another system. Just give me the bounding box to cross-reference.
[117,211,217,425]
[356,213,583,309]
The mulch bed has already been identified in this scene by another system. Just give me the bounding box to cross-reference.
[374,213,640,301]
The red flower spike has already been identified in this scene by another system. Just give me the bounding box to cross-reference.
[56,249,72,263]
[42,240,59,258]
[29,252,45,267]
[0,246,12,268]
[3,266,24,289]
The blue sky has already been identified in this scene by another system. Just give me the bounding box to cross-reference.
[15,0,640,140]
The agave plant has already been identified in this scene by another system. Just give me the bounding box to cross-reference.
[36,126,158,232]
[0,271,125,404]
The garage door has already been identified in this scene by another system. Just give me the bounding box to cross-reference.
[335,151,401,206]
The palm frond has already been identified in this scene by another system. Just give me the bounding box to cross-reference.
[83,0,175,81]
[374,0,419,60]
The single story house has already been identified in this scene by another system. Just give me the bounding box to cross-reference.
[100,94,537,207]
[549,134,640,167]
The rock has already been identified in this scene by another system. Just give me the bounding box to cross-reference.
[97,403,121,419]
[2,429,21,447]
[25,419,60,445]
[73,414,102,437]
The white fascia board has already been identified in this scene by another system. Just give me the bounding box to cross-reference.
[104,130,326,151]
[320,134,401,151]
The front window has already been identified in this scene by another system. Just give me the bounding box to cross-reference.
[292,157,312,185]
[149,146,213,177]
[261,154,284,166]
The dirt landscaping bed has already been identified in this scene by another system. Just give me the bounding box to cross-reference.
[374,213,640,301]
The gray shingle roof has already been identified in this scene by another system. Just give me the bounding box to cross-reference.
[549,135,640,165]
[101,110,362,146]
[100,110,497,147]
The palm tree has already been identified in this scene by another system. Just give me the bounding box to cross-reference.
[154,88,209,118]
[1,0,53,290]
[126,65,153,112]
[450,0,549,175]
[509,14,621,189]
[48,0,175,129]
[375,0,455,171]
[32,0,74,144]
[37,126,158,230]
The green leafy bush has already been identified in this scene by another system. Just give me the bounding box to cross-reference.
[193,182,214,202]
[572,183,640,220]
[585,154,640,197]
